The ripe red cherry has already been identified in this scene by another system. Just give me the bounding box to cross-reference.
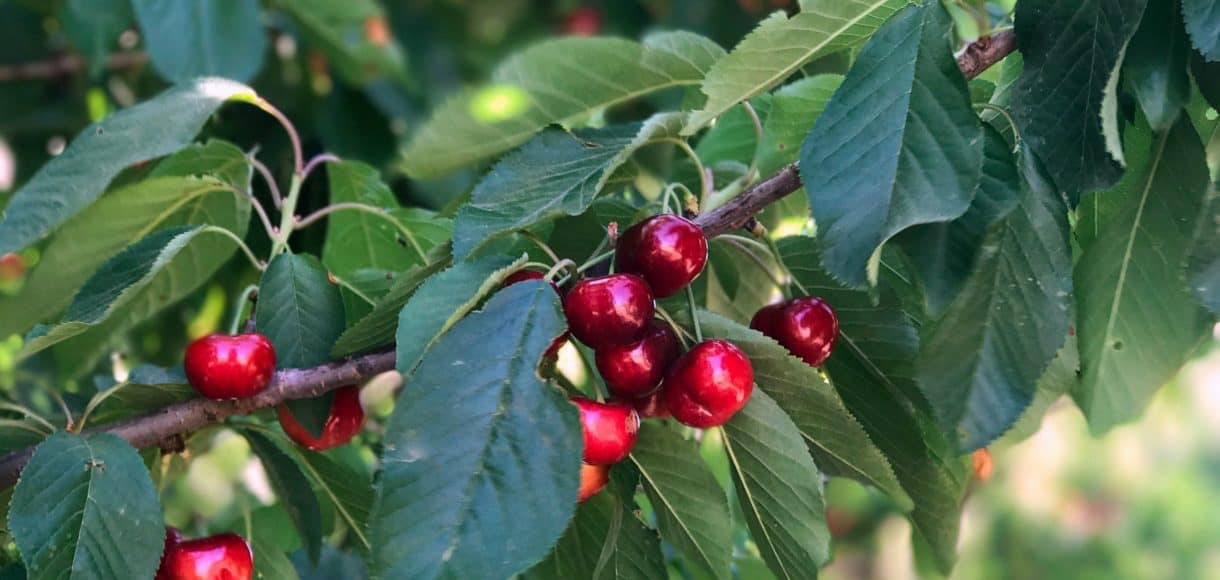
[630,388,671,419]
[578,463,609,502]
[277,385,365,451]
[156,532,253,580]
[572,397,639,465]
[616,214,708,298]
[562,274,654,348]
[776,296,838,367]
[561,6,602,36]
[184,333,276,400]
[748,302,787,338]
[595,320,680,398]
[503,269,569,358]
[158,527,182,574]
[662,339,754,428]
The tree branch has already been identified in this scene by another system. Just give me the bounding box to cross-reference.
[0,30,1017,489]
[0,52,148,82]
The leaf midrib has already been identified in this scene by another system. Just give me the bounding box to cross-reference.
[629,453,722,578]
[721,428,794,580]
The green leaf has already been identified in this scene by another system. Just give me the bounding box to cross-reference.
[757,75,842,177]
[241,429,324,565]
[8,432,163,580]
[1190,182,1219,314]
[274,0,408,87]
[453,118,671,260]
[131,0,266,83]
[251,529,301,580]
[1125,0,1191,130]
[0,140,250,339]
[296,451,373,549]
[896,125,1022,314]
[17,225,245,360]
[546,198,640,261]
[394,254,524,375]
[998,334,1079,445]
[722,391,830,578]
[86,364,196,425]
[329,246,452,357]
[258,252,346,369]
[1183,0,1220,61]
[1074,118,1214,433]
[799,2,983,286]
[686,0,910,133]
[59,0,133,76]
[1009,0,1148,200]
[401,32,723,177]
[697,312,911,511]
[369,281,580,579]
[629,423,733,580]
[696,97,772,170]
[0,78,255,255]
[917,145,1072,450]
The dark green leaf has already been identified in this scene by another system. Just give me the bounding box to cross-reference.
[292,545,368,580]
[629,422,733,580]
[1125,0,1191,130]
[8,432,163,580]
[546,198,640,261]
[131,0,266,83]
[241,429,324,564]
[722,391,830,578]
[1183,0,1220,61]
[369,281,580,579]
[59,0,133,76]
[1074,118,1214,433]
[917,145,1072,450]
[998,335,1079,445]
[799,2,982,286]
[258,252,346,369]
[695,97,772,170]
[275,0,408,87]
[0,78,254,255]
[757,75,841,177]
[1010,0,1148,200]
[394,254,524,375]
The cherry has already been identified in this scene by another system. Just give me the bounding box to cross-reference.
[615,214,708,298]
[572,397,639,465]
[971,448,994,483]
[578,463,609,502]
[277,385,365,451]
[595,320,679,398]
[562,274,654,348]
[661,339,754,428]
[502,269,569,358]
[184,333,276,400]
[0,252,25,282]
[748,302,786,338]
[156,532,253,580]
[158,527,182,575]
[776,297,839,367]
[561,6,602,36]
[630,388,671,419]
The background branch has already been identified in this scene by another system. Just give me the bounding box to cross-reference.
[0,51,148,82]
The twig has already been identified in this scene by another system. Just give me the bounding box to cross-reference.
[0,51,148,82]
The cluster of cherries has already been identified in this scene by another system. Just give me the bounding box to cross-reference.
[156,527,252,580]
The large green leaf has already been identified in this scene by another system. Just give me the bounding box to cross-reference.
[452,118,676,260]
[1009,0,1148,200]
[756,75,842,177]
[1190,181,1219,314]
[401,32,723,177]
[685,0,909,133]
[17,225,244,360]
[131,0,266,83]
[998,335,1079,445]
[629,423,733,580]
[1124,0,1191,131]
[394,254,524,375]
[59,0,133,76]
[917,146,1072,450]
[8,432,163,580]
[0,140,250,339]
[274,0,409,87]
[0,78,255,255]
[251,528,301,580]
[368,281,580,579]
[799,2,982,286]
[897,125,1022,314]
[722,391,830,579]
[697,312,911,510]
[1182,0,1220,61]
[241,429,323,564]
[1074,118,1214,433]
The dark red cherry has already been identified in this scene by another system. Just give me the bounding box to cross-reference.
[595,320,680,398]
[630,388,671,419]
[578,463,609,502]
[662,339,754,428]
[158,527,182,575]
[561,6,602,36]
[776,296,838,367]
[615,214,708,298]
[563,274,654,348]
[749,302,787,339]
[184,333,276,400]
[277,385,365,451]
[156,532,253,580]
[572,397,639,465]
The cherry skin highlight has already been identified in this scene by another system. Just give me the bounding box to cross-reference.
[578,463,610,502]
[662,339,754,428]
[562,274,654,348]
[615,214,708,298]
[184,333,276,400]
[775,296,838,367]
[595,320,680,398]
[155,532,253,580]
[572,397,639,465]
[277,385,365,451]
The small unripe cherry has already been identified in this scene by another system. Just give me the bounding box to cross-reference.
[572,397,639,465]
[662,339,754,428]
[615,214,708,298]
[578,463,609,502]
[277,385,365,451]
[156,532,253,580]
[184,333,276,400]
[595,320,679,398]
[563,274,654,349]
[775,296,838,367]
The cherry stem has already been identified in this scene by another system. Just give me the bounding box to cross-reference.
[200,226,265,272]
[659,138,710,212]
[518,230,562,266]
[684,285,704,343]
[48,389,74,432]
[544,259,578,283]
[301,153,341,180]
[253,97,304,175]
[228,284,260,335]
[655,306,695,349]
[295,202,428,263]
[760,233,810,296]
[248,155,284,209]
[740,101,764,180]
[226,185,277,244]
